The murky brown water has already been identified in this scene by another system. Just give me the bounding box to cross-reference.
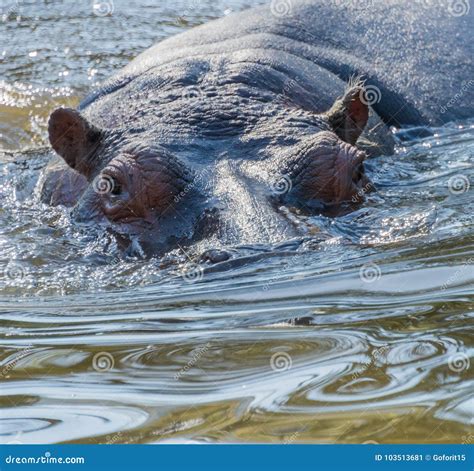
[0,0,473,444]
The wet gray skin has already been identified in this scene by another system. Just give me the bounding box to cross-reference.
[40,0,473,254]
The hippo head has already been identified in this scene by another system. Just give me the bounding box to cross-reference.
[45,83,375,251]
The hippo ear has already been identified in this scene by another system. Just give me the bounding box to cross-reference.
[48,108,102,179]
[325,85,369,145]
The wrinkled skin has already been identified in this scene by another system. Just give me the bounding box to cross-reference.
[40,0,473,253]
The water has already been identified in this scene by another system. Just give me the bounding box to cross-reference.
[0,1,473,444]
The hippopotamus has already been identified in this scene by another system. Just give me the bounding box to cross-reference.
[40,0,473,254]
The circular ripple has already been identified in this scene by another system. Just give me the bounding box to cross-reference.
[384,340,446,365]
[1,348,89,375]
[0,405,149,444]
[280,336,464,411]
[0,418,51,436]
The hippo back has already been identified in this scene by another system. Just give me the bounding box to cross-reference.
[80,0,473,127]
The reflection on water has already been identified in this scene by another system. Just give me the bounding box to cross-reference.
[0,0,473,444]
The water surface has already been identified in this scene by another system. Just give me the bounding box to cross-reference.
[0,0,473,444]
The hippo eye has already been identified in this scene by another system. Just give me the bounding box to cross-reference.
[110,180,122,196]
